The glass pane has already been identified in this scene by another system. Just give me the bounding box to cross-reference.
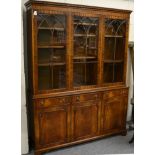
[37,13,66,90]
[53,65,66,89]
[114,63,123,82]
[73,16,98,87]
[103,19,126,83]
[74,62,97,86]
[38,66,51,90]
[115,38,125,60]
[103,63,113,83]
[104,38,115,60]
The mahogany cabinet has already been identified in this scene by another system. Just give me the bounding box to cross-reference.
[25,1,131,155]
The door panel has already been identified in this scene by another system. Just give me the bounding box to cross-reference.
[38,105,69,146]
[102,90,128,131]
[72,101,99,140]
[103,97,124,130]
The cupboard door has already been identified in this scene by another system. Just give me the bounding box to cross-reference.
[103,18,127,84]
[36,13,67,90]
[102,91,128,131]
[38,105,70,147]
[103,97,124,130]
[73,16,99,87]
[72,101,99,140]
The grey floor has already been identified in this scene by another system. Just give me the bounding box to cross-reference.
[27,130,134,155]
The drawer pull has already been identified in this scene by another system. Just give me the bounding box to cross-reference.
[40,101,44,105]
[94,94,98,99]
[76,96,80,102]
[59,98,65,103]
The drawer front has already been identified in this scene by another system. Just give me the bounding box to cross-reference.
[103,90,121,99]
[36,96,72,108]
[73,93,99,103]
[103,89,128,99]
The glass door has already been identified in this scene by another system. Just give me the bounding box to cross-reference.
[73,16,98,87]
[103,19,126,83]
[37,13,66,90]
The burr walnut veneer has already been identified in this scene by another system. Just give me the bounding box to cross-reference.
[25,1,131,155]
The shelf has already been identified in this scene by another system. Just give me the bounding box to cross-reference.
[76,46,97,50]
[38,27,64,31]
[74,34,96,37]
[104,60,123,63]
[88,47,97,50]
[38,62,66,66]
[73,56,97,60]
[105,35,124,38]
[38,45,65,48]
[74,22,97,26]
[74,61,97,64]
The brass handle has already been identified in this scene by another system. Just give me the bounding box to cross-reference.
[59,98,65,103]
[40,101,44,105]
[76,96,80,102]
[94,94,98,99]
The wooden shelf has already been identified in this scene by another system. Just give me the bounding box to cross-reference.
[88,47,97,50]
[38,45,65,48]
[38,27,64,31]
[104,60,123,63]
[105,35,124,38]
[77,46,97,50]
[74,22,97,26]
[38,62,66,66]
[74,61,97,64]
[73,56,97,60]
[74,34,96,37]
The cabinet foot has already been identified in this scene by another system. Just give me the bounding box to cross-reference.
[34,151,42,155]
[121,130,127,136]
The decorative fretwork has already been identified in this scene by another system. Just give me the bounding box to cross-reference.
[105,19,126,36]
[37,13,66,45]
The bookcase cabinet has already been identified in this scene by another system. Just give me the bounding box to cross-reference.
[25,1,131,155]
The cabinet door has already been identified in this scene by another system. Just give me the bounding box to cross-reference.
[73,15,99,87]
[36,12,67,91]
[103,18,128,84]
[37,104,70,147]
[102,90,128,131]
[72,101,99,140]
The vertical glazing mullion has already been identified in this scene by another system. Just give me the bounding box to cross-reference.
[113,32,117,82]
[85,34,88,84]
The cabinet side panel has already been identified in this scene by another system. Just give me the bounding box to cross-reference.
[26,8,35,149]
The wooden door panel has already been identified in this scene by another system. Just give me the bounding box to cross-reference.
[38,105,69,146]
[72,102,98,140]
[103,97,124,131]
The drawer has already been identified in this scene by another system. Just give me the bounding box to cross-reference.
[103,90,122,99]
[73,93,99,103]
[36,96,71,108]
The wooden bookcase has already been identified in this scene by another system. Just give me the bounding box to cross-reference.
[25,1,131,155]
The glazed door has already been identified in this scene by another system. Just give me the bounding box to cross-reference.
[72,101,99,140]
[73,15,99,88]
[36,12,67,92]
[103,18,128,84]
[37,104,70,147]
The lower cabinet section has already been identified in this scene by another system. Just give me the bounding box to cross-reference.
[33,88,128,154]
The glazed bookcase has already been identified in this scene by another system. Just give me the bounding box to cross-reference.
[25,1,131,155]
